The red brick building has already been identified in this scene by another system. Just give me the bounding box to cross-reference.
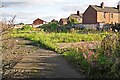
[33,18,46,25]
[83,2,120,24]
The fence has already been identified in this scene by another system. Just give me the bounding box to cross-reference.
[74,24,100,30]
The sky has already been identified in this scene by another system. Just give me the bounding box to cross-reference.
[1,0,120,24]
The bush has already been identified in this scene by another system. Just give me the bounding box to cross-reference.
[42,22,59,32]
[21,25,32,31]
[95,33,120,78]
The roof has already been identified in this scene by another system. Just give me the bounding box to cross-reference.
[34,18,46,22]
[33,18,47,25]
[69,14,82,18]
[91,5,120,13]
[51,19,58,22]
[60,18,68,21]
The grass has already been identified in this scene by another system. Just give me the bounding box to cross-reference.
[12,29,109,42]
[11,30,109,51]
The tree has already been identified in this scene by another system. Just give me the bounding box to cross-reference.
[42,22,59,32]
[19,22,24,25]
[21,25,32,31]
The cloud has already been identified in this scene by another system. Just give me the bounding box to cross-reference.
[60,3,87,13]
[1,0,120,24]
[1,1,64,8]
[42,16,63,22]
[98,0,119,6]
[2,2,27,7]
[61,0,120,13]
[118,1,120,4]
[2,0,64,2]
[2,12,13,17]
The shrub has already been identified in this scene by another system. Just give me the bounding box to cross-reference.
[96,33,120,78]
[21,25,32,31]
[42,22,59,32]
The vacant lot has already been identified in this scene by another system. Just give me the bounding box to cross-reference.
[3,28,120,78]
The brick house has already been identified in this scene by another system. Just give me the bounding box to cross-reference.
[59,18,68,25]
[32,18,47,27]
[59,11,82,25]
[83,2,120,24]
[68,11,82,24]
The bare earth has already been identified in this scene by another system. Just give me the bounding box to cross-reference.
[56,41,101,49]
[3,38,84,79]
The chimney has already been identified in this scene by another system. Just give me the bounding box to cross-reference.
[117,4,120,10]
[77,11,80,16]
[101,2,104,9]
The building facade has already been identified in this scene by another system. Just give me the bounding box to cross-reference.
[83,2,120,24]
[68,11,82,24]
[59,18,68,25]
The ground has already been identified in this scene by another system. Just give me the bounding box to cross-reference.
[56,41,101,49]
[2,38,85,79]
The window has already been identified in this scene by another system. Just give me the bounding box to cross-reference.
[111,13,113,18]
[103,12,106,18]
[78,19,80,21]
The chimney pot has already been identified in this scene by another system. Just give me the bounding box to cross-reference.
[101,2,104,9]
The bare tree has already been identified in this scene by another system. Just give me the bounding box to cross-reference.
[0,15,16,41]
[1,15,17,78]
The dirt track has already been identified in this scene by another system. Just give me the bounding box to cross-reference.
[3,38,84,79]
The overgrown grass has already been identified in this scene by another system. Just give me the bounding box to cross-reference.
[11,28,116,78]
[11,29,109,51]
[12,29,109,42]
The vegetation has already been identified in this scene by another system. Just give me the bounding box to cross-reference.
[0,21,20,77]
[61,33,120,78]
[12,29,108,44]
[11,27,120,78]
[21,25,33,31]
[42,22,60,32]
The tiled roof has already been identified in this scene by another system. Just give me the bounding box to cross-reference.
[34,18,46,22]
[69,14,82,18]
[91,5,120,13]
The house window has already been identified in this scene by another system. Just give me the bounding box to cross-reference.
[78,19,81,22]
[103,12,106,18]
[111,13,113,18]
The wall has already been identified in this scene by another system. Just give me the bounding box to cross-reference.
[83,6,97,24]
[97,12,119,24]
[69,16,82,24]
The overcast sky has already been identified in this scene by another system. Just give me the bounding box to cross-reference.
[1,0,120,24]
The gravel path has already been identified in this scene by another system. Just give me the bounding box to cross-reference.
[3,38,84,79]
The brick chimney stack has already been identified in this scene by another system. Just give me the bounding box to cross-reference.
[117,4,120,10]
[77,11,80,16]
[101,2,104,9]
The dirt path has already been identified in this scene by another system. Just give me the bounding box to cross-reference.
[3,38,84,79]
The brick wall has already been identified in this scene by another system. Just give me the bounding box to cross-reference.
[97,12,119,24]
[83,6,97,24]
